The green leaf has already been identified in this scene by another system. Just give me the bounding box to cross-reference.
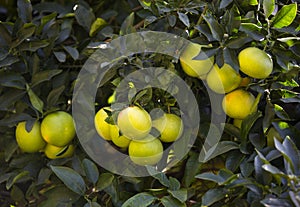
[239,23,264,41]
[121,193,156,207]
[89,18,107,37]
[177,12,190,27]
[146,166,170,187]
[63,46,79,60]
[96,173,114,191]
[6,171,30,190]
[261,197,292,207]
[46,85,65,108]
[196,172,225,184]
[272,3,297,29]
[203,12,224,41]
[168,189,187,203]
[26,85,44,114]
[82,159,99,185]
[199,141,239,162]
[84,201,102,207]
[0,56,19,68]
[74,4,95,31]
[274,104,292,121]
[161,196,186,207]
[220,0,233,9]
[144,16,157,27]
[120,12,136,35]
[11,185,25,203]
[50,165,86,195]
[167,15,177,27]
[12,23,36,48]
[0,23,12,46]
[0,72,26,89]
[182,152,202,187]
[53,51,66,62]
[263,0,275,18]
[169,177,181,191]
[201,188,226,206]
[18,40,49,52]
[262,164,284,175]
[31,69,62,87]
[17,0,33,23]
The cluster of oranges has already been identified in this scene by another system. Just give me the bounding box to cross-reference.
[94,106,183,166]
[15,111,76,159]
[180,43,273,127]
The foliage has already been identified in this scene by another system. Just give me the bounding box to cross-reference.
[0,0,299,206]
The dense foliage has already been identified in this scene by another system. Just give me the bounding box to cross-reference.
[0,0,299,206]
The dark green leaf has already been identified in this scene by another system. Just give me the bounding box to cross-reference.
[26,85,44,114]
[53,51,66,62]
[220,0,233,9]
[203,12,224,41]
[201,188,226,206]
[183,152,202,187]
[11,185,25,203]
[168,189,187,203]
[177,12,190,27]
[84,201,102,207]
[0,24,12,46]
[272,3,297,29]
[161,196,186,207]
[46,85,65,108]
[146,166,170,187]
[89,18,107,37]
[200,141,239,162]
[263,0,275,18]
[12,23,36,48]
[31,69,62,87]
[96,173,114,191]
[262,164,284,175]
[239,23,264,41]
[18,40,49,52]
[0,72,26,89]
[17,0,32,23]
[0,89,26,110]
[82,159,99,185]
[120,12,136,35]
[167,15,177,27]
[193,47,219,60]
[121,193,156,207]
[74,4,95,31]
[227,35,252,49]
[6,171,30,190]
[223,47,239,71]
[50,165,86,195]
[274,104,292,121]
[195,172,224,184]
[261,197,292,207]
[169,177,180,191]
[144,16,157,27]
[63,46,79,60]
[0,56,19,68]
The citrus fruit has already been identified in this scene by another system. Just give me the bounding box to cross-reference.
[41,111,76,147]
[180,43,214,79]
[266,127,283,147]
[153,113,183,142]
[206,64,242,94]
[112,135,131,148]
[128,135,163,166]
[117,106,152,140]
[44,144,75,159]
[15,121,46,153]
[95,107,119,141]
[222,89,257,119]
[238,47,273,79]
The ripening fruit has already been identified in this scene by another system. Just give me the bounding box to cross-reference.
[180,43,214,79]
[222,89,257,119]
[94,107,119,141]
[153,113,183,142]
[15,121,46,153]
[238,47,273,79]
[206,64,242,94]
[112,135,131,148]
[44,144,75,159]
[128,135,163,166]
[41,111,76,147]
[117,106,152,140]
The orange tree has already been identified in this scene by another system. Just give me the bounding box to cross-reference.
[0,0,299,206]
